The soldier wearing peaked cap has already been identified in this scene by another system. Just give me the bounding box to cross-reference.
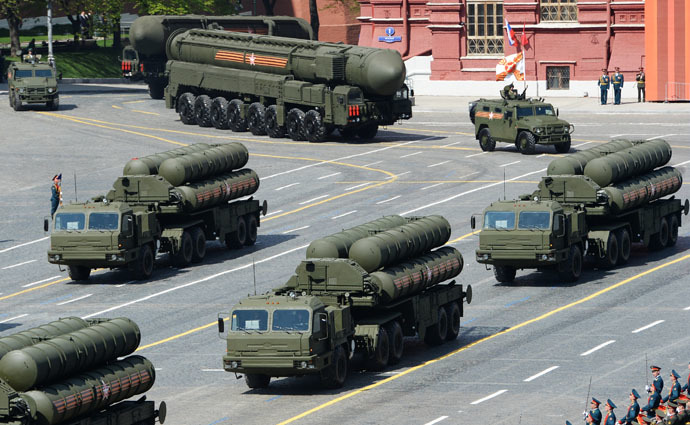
[664,403,680,425]
[604,399,617,425]
[589,398,603,425]
[663,371,682,404]
[619,390,641,425]
[598,68,610,105]
[675,398,689,422]
[648,366,665,395]
[642,385,663,420]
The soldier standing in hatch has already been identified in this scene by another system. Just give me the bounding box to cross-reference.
[598,69,610,105]
[612,67,624,105]
[636,67,646,102]
[50,174,62,217]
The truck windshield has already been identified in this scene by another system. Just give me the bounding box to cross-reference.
[88,212,119,230]
[54,213,86,230]
[535,105,555,116]
[484,211,515,230]
[35,69,53,77]
[14,70,33,78]
[231,309,268,331]
[348,90,362,102]
[518,211,551,229]
[517,107,534,118]
[272,309,310,331]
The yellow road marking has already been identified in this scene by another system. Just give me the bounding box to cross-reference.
[276,253,690,424]
[0,278,70,301]
[448,230,481,244]
[131,110,159,116]
[334,180,539,184]
[123,100,146,104]
[112,105,122,110]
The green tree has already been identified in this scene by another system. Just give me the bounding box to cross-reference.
[91,0,123,48]
[0,0,32,56]
[135,0,240,15]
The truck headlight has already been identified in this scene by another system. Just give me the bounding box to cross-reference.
[534,127,543,134]
[18,88,25,94]
[47,88,55,93]
[51,254,61,261]
[478,253,490,260]
[109,254,118,261]
[231,361,239,369]
[300,361,308,369]
[541,254,548,260]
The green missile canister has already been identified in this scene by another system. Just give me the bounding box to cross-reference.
[123,143,211,175]
[547,139,638,176]
[174,169,259,211]
[19,355,155,425]
[602,166,683,213]
[0,317,89,360]
[158,142,249,186]
[306,215,408,259]
[370,246,463,302]
[584,139,672,187]
[0,318,140,391]
[349,215,451,273]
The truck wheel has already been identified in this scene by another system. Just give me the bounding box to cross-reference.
[478,128,495,152]
[194,95,213,127]
[12,92,23,111]
[517,131,536,154]
[554,136,571,153]
[366,326,389,371]
[494,265,516,283]
[424,307,448,346]
[357,123,379,140]
[286,108,306,141]
[228,99,247,132]
[559,245,582,282]
[598,232,619,269]
[649,217,669,251]
[190,227,206,263]
[339,127,356,140]
[148,80,165,100]
[210,97,230,129]
[68,265,91,281]
[265,105,285,138]
[321,345,348,388]
[247,103,267,136]
[445,302,461,341]
[617,228,631,264]
[132,244,154,280]
[225,216,247,249]
[244,373,270,389]
[171,231,193,267]
[668,215,679,247]
[304,110,327,143]
[47,96,59,111]
[245,215,258,246]
[385,321,404,365]
[177,93,196,125]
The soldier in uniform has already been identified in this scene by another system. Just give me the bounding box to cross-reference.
[612,67,624,105]
[589,398,604,425]
[636,66,646,102]
[665,403,680,425]
[663,370,683,404]
[50,174,62,217]
[620,389,641,425]
[676,399,688,423]
[598,69,610,105]
[502,83,518,100]
[642,383,663,420]
[25,48,36,64]
[649,366,665,395]
[681,363,690,394]
[604,399,617,425]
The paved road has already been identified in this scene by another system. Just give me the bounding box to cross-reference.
[1,88,689,425]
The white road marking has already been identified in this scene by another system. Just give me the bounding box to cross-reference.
[423,416,449,425]
[401,169,546,215]
[22,275,61,288]
[377,195,401,204]
[465,152,488,158]
[0,314,29,323]
[684,305,690,311]
[609,134,627,138]
[345,183,371,191]
[632,320,665,334]
[647,134,674,140]
[2,259,37,270]
[275,183,300,191]
[580,340,616,356]
[0,237,49,254]
[573,142,595,148]
[82,245,309,319]
[673,160,690,167]
[265,209,284,217]
[536,154,549,158]
[524,366,559,382]
[57,294,93,305]
[201,369,225,372]
[427,160,451,168]
[332,210,357,219]
[441,141,461,147]
[400,151,422,158]
[387,171,410,179]
[420,183,444,191]
[299,195,330,205]
[282,226,309,234]
[470,390,508,405]
[500,161,521,167]
[317,172,341,180]
[362,161,383,167]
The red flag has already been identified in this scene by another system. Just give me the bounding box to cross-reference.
[521,23,529,48]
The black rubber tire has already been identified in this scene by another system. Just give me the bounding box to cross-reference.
[194,95,213,127]
[171,230,193,267]
[210,97,230,129]
[617,228,631,264]
[339,127,357,140]
[366,326,390,371]
[303,110,327,142]
[668,215,679,247]
[225,216,247,249]
[494,265,516,283]
[47,96,59,111]
[286,108,306,141]
[445,302,461,341]
[555,136,571,153]
[559,244,582,282]
[244,373,270,389]
[598,232,619,269]
[245,215,258,246]
[190,227,207,263]
[228,99,247,132]
[478,128,495,152]
[247,102,267,135]
[321,345,348,388]
[265,105,285,138]
[177,92,196,125]
[517,131,537,154]
[385,321,404,365]
[148,80,165,100]
[649,217,669,251]
[424,307,448,346]
[12,92,22,111]
[68,265,91,281]
[357,123,379,140]
[132,244,154,280]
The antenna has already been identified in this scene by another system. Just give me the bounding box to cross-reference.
[73,171,77,202]
[503,168,506,200]
[252,258,257,296]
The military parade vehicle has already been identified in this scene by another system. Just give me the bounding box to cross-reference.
[0,317,166,425]
[122,15,314,99]
[468,87,573,154]
[164,28,412,142]
[7,59,59,111]
[218,215,472,389]
[46,143,267,281]
[472,139,688,283]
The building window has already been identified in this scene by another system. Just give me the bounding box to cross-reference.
[541,0,578,22]
[546,66,570,89]
[467,2,504,55]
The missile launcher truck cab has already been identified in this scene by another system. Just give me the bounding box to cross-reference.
[473,139,689,283]
[7,60,59,111]
[219,215,472,389]
[468,89,573,154]
[47,143,266,282]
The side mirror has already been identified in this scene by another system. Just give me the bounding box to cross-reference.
[316,312,328,340]
[217,318,225,333]
[557,108,560,116]
[44,218,49,232]
[410,89,415,97]
[554,215,566,237]
[470,216,476,230]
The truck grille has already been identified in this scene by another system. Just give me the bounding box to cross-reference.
[27,87,47,95]
[547,125,566,135]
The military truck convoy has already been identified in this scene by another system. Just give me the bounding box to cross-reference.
[164,29,413,142]
[218,215,472,389]
[47,143,267,281]
[122,15,314,99]
[473,139,688,283]
[7,60,59,111]
[0,317,165,425]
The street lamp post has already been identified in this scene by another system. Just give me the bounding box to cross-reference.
[47,0,55,69]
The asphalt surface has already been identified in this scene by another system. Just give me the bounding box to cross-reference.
[1,85,690,425]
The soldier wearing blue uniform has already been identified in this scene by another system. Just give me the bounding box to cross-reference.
[603,399,616,425]
[621,389,641,425]
[663,370,682,404]
[641,384,662,420]
[682,362,690,394]
[612,67,624,105]
[588,398,603,425]
[598,69,610,105]
[648,365,664,395]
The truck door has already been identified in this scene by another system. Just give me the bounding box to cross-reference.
[121,214,135,249]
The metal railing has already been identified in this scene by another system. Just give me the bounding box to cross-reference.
[665,82,690,102]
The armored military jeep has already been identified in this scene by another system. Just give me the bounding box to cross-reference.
[7,60,59,111]
[468,89,573,154]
